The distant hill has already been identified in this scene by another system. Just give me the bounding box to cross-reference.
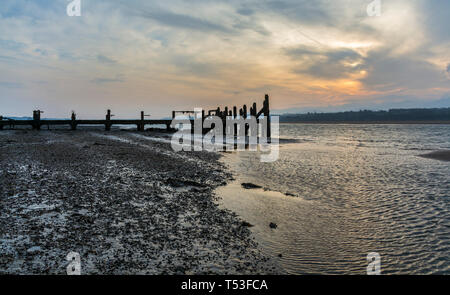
[280,108,450,123]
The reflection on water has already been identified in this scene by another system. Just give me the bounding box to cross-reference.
[216,124,450,274]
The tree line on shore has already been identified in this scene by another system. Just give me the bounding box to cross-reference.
[280,108,450,123]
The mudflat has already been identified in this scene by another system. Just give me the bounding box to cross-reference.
[419,150,450,162]
[0,130,276,274]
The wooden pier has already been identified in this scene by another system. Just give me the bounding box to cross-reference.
[0,94,271,136]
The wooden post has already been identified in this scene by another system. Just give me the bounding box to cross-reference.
[0,116,3,130]
[243,105,248,136]
[105,109,111,131]
[33,110,41,130]
[233,106,237,136]
[251,103,257,137]
[222,107,227,133]
[264,94,271,139]
[71,111,77,130]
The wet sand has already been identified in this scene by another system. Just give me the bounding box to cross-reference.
[0,130,277,274]
[419,150,450,162]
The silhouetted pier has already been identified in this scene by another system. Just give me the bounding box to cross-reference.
[0,94,271,137]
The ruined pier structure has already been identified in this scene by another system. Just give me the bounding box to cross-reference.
[0,94,271,137]
[172,94,271,138]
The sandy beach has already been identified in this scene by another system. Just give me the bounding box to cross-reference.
[0,130,277,274]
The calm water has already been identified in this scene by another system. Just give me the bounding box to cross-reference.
[216,124,450,274]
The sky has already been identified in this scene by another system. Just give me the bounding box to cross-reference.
[0,0,449,118]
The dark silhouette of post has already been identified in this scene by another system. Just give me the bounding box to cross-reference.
[233,106,237,136]
[223,106,228,134]
[0,116,3,130]
[139,111,150,131]
[71,111,77,130]
[243,104,248,136]
[264,94,271,139]
[201,110,206,134]
[105,109,112,131]
[33,110,43,130]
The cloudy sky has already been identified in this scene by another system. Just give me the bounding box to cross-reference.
[0,0,449,118]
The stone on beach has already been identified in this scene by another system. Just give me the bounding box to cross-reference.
[241,183,262,189]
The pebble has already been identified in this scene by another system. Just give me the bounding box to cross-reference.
[241,183,262,189]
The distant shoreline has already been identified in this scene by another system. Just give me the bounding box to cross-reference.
[280,121,450,125]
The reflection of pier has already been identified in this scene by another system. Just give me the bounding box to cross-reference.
[0,94,271,136]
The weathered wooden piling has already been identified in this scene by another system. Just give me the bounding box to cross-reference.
[105,109,112,131]
[138,111,151,131]
[32,110,43,130]
[71,111,77,130]
[233,106,238,135]
[243,105,248,136]
[264,94,271,139]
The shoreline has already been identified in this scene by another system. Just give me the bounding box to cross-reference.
[279,121,450,125]
[0,130,277,274]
